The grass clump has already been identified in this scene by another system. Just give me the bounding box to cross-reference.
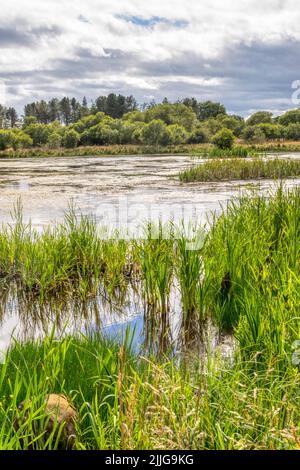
[138,223,174,352]
[204,186,300,361]
[192,146,259,159]
[1,333,300,449]
[179,157,300,182]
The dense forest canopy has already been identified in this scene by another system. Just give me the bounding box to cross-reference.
[1,93,300,150]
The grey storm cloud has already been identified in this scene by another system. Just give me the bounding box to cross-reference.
[0,27,34,47]
[0,24,62,47]
[24,41,297,114]
[2,40,299,115]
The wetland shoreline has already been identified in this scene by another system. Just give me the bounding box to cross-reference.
[2,141,300,159]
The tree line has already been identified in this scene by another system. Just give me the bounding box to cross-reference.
[1,94,300,151]
[0,94,138,128]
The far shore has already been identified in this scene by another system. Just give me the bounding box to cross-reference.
[2,141,300,159]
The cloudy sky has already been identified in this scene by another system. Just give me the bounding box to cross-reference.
[1,0,300,116]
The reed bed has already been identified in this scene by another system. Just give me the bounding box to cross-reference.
[179,158,300,182]
[191,146,259,159]
[204,186,300,363]
[0,144,199,159]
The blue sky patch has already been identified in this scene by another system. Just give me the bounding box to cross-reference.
[117,15,188,29]
[78,14,90,24]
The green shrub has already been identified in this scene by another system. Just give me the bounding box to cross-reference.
[278,108,300,126]
[212,128,235,149]
[168,124,188,145]
[284,123,300,140]
[12,130,33,149]
[241,126,266,143]
[62,129,80,148]
[256,123,284,140]
[73,112,106,133]
[217,115,245,137]
[246,111,273,125]
[118,122,135,144]
[0,130,13,150]
[188,125,209,144]
[24,124,51,146]
[142,120,171,146]
[79,124,119,145]
[144,103,196,131]
[48,132,62,149]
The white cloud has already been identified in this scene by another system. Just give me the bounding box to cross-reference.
[0,0,300,114]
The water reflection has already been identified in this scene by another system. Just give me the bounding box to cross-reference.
[0,278,235,364]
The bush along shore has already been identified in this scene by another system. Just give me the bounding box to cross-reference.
[179,157,300,182]
[0,186,300,449]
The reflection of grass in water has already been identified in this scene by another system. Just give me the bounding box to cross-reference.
[179,158,300,182]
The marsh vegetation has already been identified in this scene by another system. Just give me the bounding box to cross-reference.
[179,158,300,182]
[0,186,300,449]
[190,146,260,159]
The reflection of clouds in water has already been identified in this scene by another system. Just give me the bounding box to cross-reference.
[0,314,20,360]
[0,280,183,355]
[0,343,5,364]
[101,315,144,353]
[0,270,234,363]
